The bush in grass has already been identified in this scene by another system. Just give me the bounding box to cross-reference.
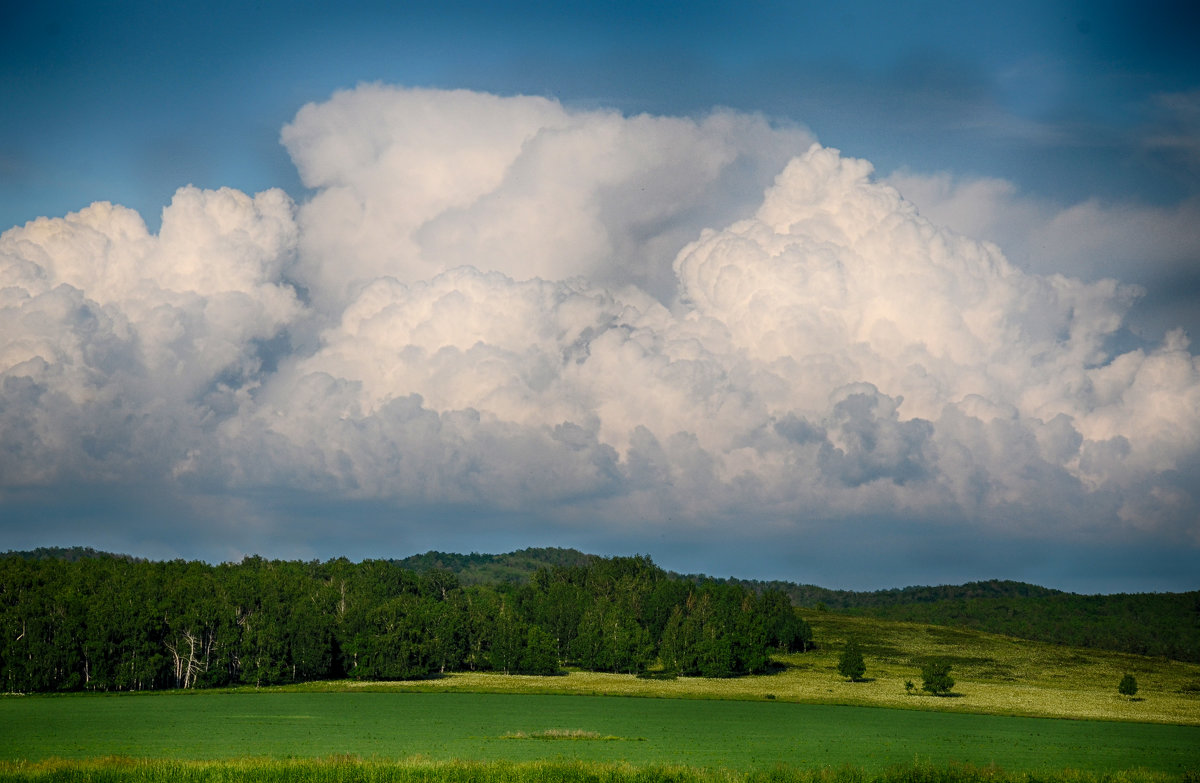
[837,640,866,681]
[1118,673,1138,698]
[920,659,955,696]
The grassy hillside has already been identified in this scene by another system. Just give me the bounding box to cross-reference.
[848,591,1200,662]
[714,577,1200,663]
[309,611,1200,726]
[387,548,1200,664]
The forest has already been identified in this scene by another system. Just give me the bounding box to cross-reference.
[398,548,1200,663]
[713,576,1200,663]
[0,551,811,693]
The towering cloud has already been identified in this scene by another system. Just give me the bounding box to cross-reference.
[0,187,299,489]
[2,85,1197,568]
[280,84,813,309]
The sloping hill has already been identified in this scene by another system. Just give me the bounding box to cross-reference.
[390,549,1200,663]
[1,546,143,563]
[390,547,597,585]
[849,590,1200,661]
[7,545,1197,663]
[685,575,1200,663]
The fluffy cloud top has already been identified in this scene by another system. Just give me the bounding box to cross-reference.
[2,85,1197,563]
[281,85,812,309]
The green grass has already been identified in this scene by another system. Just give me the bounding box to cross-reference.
[2,615,1197,780]
[281,611,1200,726]
[2,692,1198,775]
[0,757,1193,783]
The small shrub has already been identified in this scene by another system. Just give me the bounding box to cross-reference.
[838,640,867,682]
[920,660,955,696]
[636,670,678,680]
[1118,673,1138,698]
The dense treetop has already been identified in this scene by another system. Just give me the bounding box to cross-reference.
[0,551,810,693]
[5,546,1197,667]
[392,549,1200,663]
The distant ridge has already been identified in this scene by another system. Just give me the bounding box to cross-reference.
[2,545,144,563]
[382,548,1199,662]
[677,575,1065,610]
[700,574,1200,662]
[389,547,597,585]
[5,545,1197,661]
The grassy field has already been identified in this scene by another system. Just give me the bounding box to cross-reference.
[0,757,1192,783]
[2,613,1197,780]
[284,613,1200,726]
[2,691,1199,774]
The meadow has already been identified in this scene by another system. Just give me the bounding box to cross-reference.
[307,612,1200,726]
[0,757,1193,783]
[2,691,1200,774]
[3,612,1197,781]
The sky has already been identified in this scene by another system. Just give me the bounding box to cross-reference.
[2,1,1199,593]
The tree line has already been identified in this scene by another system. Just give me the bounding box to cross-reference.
[392,550,1200,664]
[702,575,1200,663]
[0,553,812,693]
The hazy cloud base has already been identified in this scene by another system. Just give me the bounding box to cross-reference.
[2,85,1197,589]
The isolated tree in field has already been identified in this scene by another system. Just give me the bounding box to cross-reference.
[920,659,954,696]
[837,640,866,681]
[1118,673,1138,698]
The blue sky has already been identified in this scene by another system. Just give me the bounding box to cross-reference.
[2,1,1198,591]
[7,2,1197,219]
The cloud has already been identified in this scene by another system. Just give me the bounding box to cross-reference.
[2,85,1198,576]
[0,187,299,489]
[1143,90,1200,183]
[883,167,1200,342]
[280,84,813,310]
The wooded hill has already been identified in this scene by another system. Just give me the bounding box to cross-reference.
[392,548,597,585]
[0,551,810,693]
[6,546,1199,668]
[395,548,1200,663]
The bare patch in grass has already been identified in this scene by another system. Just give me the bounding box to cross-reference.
[501,729,640,741]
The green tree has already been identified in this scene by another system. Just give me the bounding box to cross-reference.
[758,590,813,652]
[837,640,866,681]
[920,659,955,696]
[1118,673,1138,698]
[571,596,652,674]
[488,601,527,675]
[521,625,560,675]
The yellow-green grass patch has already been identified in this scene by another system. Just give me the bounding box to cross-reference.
[322,613,1200,725]
[0,757,1192,783]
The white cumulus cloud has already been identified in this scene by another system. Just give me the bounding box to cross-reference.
[0,187,300,489]
[2,85,1198,568]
